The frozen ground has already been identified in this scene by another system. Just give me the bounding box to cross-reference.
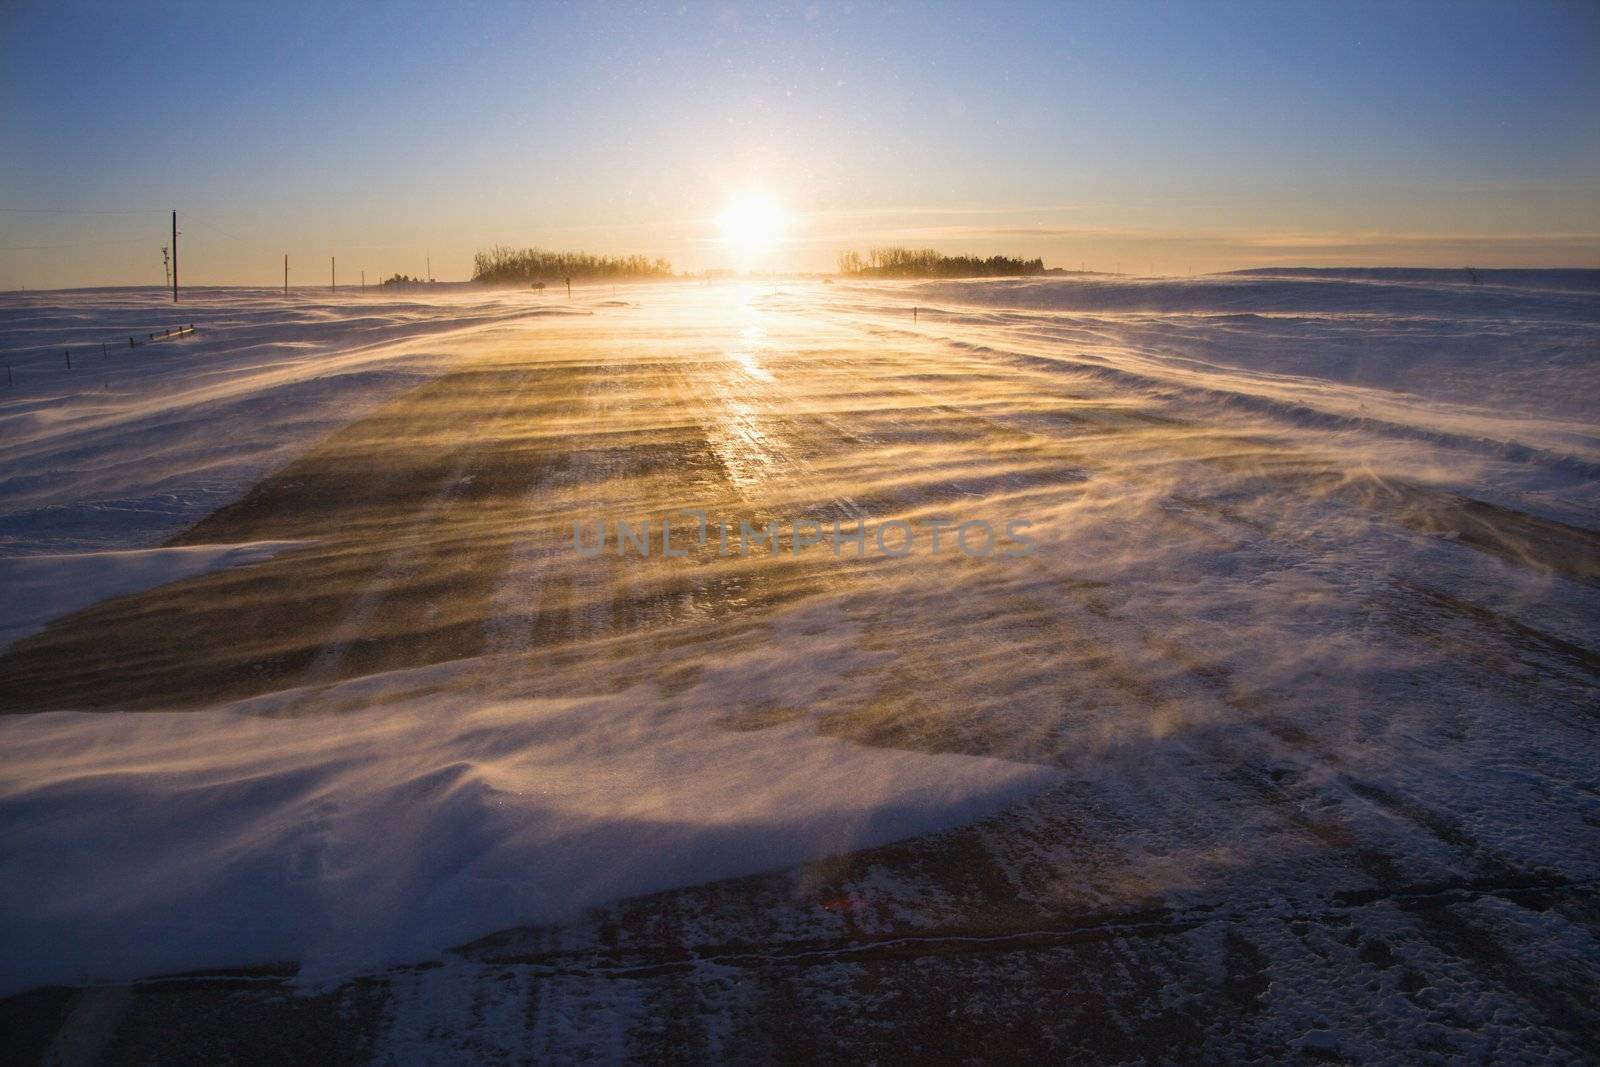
[1,272,1597,1063]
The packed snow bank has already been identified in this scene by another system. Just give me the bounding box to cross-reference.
[0,656,1062,995]
[0,540,307,650]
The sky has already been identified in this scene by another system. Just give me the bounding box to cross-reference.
[2,0,1596,288]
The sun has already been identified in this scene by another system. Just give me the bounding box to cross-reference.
[718,194,787,256]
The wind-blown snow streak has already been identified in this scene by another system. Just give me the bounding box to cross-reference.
[0,637,1058,993]
[0,540,307,649]
[0,286,573,554]
[823,271,1600,523]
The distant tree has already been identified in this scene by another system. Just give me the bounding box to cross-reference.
[835,247,1045,278]
[471,247,673,285]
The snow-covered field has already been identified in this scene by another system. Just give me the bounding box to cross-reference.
[1,273,1597,1061]
[0,286,546,554]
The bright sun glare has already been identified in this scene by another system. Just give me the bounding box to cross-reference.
[718,194,786,256]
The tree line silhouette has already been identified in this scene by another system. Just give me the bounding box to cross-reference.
[837,247,1046,278]
[473,246,674,284]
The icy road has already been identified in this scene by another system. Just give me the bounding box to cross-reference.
[1,273,1598,1063]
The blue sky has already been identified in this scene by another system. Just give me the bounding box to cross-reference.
[2,1,1596,286]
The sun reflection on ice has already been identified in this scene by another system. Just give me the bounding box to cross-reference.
[700,286,787,492]
[729,319,774,383]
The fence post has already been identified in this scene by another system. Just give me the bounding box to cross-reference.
[65,350,71,369]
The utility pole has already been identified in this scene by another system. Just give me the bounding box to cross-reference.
[361,270,365,289]
[284,254,288,295]
[331,257,336,293]
[171,210,179,303]
[426,252,431,284]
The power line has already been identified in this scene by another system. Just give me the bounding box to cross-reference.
[2,206,249,242]
[183,214,250,242]
[0,236,157,250]
[0,206,167,215]
[1,204,177,251]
